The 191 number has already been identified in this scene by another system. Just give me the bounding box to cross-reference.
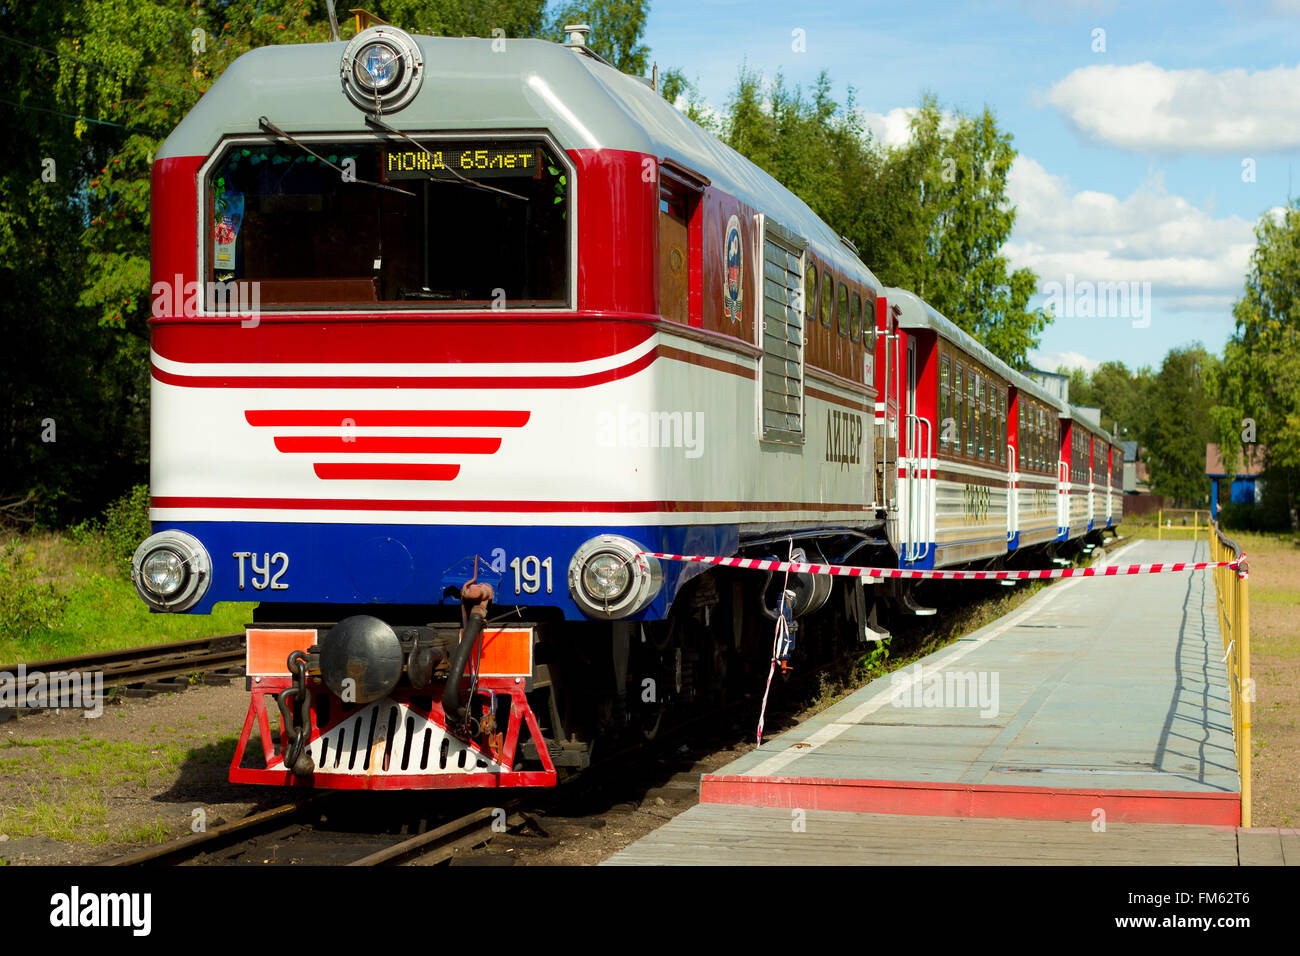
[509,555,552,594]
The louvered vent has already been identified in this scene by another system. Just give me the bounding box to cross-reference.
[760,217,806,443]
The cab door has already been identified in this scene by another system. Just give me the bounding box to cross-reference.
[875,299,899,532]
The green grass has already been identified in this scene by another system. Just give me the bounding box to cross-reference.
[0,792,111,843]
[1,736,195,780]
[0,531,251,664]
[0,735,232,844]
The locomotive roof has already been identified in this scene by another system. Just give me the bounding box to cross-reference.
[885,287,1065,413]
[159,34,880,294]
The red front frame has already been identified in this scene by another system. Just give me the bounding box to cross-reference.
[229,677,557,790]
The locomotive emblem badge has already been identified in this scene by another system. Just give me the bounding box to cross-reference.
[722,215,743,323]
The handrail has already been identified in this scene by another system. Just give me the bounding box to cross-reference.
[916,415,932,560]
[1057,460,1069,533]
[1157,508,1210,541]
[903,412,931,562]
[1210,521,1251,827]
[1006,442,1017,541]
[905,412,918,561]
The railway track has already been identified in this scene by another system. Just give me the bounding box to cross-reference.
[89,563,1087,866]
[101,791,530,867]
[0,633,246,713]
[99,645,864,867]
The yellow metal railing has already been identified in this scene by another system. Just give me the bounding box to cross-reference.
[1210,522,1251,827]
[1157,508,1210,541]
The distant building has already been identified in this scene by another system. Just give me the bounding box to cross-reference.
[1205,444,1266,519]
[1121,442,1149,493]
[1025,367,1070,404]
[1073,405,1102,429]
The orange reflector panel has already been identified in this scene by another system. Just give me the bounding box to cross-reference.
[246,628,317,677]
[467,626,533,678]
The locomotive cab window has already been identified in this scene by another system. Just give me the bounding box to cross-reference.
[204,138,571,309]
[804,265,818,324]
[820,270,834,328]
[658,181,693,325]
[939,355,951,449]
[955,364,966,454]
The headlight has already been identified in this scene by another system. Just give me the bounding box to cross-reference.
[141,549,186,597]
[582,552,631,602]
[340,26,424,113]
[132,531,212,612]
[353,41,402,93]
[569,535,661,620]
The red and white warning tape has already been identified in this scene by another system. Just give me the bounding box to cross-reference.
[642,553,1248,581]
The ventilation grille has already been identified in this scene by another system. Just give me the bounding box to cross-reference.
[760,219,804,443]
[305,697,502,776]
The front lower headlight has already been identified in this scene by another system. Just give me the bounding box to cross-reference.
[132,530,212,612]
[582,552,631,602]
[568,535,661,620]
[141,549,186,597]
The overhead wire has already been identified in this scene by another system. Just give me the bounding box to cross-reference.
[0,95,165,136]
[0,30,202,98]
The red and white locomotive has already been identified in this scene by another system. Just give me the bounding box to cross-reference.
[131,25,1122,790]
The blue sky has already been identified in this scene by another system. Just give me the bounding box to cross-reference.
[640,0,1300,372]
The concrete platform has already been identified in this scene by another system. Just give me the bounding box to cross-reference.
[609,539,1250,863]
[697,539,1240,826]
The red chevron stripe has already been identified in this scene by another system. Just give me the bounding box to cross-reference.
[246,410,530,427]
[275,436,501,454]
[312,463,462,481]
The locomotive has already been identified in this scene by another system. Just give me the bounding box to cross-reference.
[132,24,1122,790]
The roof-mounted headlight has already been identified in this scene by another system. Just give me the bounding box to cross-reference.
[568,535,662,620]
[132,530,212,612]
[353,41,403,94]
[340,25,424,113]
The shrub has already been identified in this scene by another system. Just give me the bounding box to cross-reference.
[0,544,69,641]
[1218,479,1294,532]
[101,484,151,574]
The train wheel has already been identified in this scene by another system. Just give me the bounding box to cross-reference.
[638,692,665,741]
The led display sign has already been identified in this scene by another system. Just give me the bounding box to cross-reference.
[385,144,542,180]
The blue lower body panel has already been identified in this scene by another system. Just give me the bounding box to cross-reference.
[158,520,740,620]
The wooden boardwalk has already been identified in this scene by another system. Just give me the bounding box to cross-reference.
[604,804,1297,866]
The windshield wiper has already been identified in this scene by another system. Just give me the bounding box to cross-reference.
[258,116,416,197]
[363,113,528,202]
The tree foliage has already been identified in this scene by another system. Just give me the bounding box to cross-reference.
[1059,361,1154,441]
[2,0,1065,528]
[1209,201,1300,523]
[374,0,547,38]
[546,0,648,73]
[718,76,1049,367]
[0,0,602,526]
[1,1,343,525]
[1144,346,1216,507]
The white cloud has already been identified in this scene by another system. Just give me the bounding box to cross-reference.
[860,107,920,149]
[857,107,959,149]
[1029,350,1102,373]
[1004,156,1257,312]
[1046,61,1300,152]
